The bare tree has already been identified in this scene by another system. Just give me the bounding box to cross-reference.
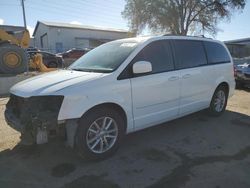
[122,0,246,35]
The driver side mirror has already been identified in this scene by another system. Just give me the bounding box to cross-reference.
[132,61,152,74]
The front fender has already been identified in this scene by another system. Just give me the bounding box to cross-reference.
[57,79,134,133]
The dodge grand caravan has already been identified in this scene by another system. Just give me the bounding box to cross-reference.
[5,36,235,160]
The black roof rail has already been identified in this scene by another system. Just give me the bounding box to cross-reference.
[162,34,213,39]
[162,34,175,36]
[191,35,213,39]
[194,35,209,38]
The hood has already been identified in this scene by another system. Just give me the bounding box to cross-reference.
[10,70,104,97]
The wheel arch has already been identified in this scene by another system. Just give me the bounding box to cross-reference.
[215,82,229,95]
[208,81,229,116]
[208,81,230,106]
[65,102,128,149]
[81,102,128,132]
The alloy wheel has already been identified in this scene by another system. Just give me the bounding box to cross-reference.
[86,117,118,154]
[214,90,226,112]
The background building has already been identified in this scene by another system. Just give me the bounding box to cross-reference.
[33,21,131,53]
[225,38,250,58]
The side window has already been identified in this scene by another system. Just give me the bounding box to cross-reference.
[132,40,174,74]
[204,41,231,64]
[173,40,207,69]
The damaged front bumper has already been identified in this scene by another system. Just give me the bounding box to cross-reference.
[5,108,23,132]
[5,94,65,145]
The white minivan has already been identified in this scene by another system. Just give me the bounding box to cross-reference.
[5,35,235,159]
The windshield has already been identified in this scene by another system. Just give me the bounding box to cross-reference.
[69,40,138,73]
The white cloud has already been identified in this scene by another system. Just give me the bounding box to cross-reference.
[70,21,82,25]
[27,25,34,35]
[0,18,4,25]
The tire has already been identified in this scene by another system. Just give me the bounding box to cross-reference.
[0,43,28,74]
[48,61,58,68]
[75,107,125,160]
[208,86,228,116]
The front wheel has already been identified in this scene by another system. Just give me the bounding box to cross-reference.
[208,86,228,116]
[75,107,125,160]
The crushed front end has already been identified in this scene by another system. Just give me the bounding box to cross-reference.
[5,94,64,145]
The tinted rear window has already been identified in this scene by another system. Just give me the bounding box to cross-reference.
[173,40,207,69]
[204,41,231,64]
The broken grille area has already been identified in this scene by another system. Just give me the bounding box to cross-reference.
[6,94,64,129]
[7,94,25,118]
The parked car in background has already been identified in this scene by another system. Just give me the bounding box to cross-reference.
[5,36,235,160]
[26,46,40,52]
[234,58,250,88]
[28,51,64,68]
[58,48,91,67]
[60,48,90,59]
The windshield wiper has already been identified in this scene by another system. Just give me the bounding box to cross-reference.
[69,67,112,73]
[68,68,94,72]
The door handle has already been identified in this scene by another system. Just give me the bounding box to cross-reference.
[182,74,191,79]
[168,76,179,81]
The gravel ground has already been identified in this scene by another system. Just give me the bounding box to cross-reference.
[0,89,249,188]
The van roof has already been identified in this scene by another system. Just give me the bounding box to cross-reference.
[115,35,220,45]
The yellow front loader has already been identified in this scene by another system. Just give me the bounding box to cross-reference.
[0,28,56,74]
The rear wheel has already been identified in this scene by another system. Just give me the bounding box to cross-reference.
[0,43,28,74]
[75,107,125,160]
[208,86,228,116]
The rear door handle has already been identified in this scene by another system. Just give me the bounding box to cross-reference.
[168,76,179,81]
[182,74,191,79]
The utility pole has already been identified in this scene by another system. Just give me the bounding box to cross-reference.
[21,0,27,29]
[21,0,28,74]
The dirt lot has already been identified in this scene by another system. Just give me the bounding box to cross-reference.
[0,89,250,188]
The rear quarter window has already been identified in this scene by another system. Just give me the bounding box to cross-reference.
[204,41,231,64]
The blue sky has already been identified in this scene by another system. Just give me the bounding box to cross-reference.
[0,0,249,41]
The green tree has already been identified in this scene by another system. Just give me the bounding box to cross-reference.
[122,0,246,35]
